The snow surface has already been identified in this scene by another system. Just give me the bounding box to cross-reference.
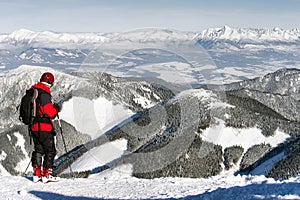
[201,119,290,150]
[1,166,300,200]
[64,139,128,173]
[0,151,10,176]
[13,132,31,173]
[106,61,198,84]
[133,96,155,108]
[59,96,134,139]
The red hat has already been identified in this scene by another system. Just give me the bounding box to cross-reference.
[40,72,54,86]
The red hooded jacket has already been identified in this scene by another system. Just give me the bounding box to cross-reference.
[30,82,58,132]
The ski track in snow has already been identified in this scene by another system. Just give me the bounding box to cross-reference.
[2,167,300,200]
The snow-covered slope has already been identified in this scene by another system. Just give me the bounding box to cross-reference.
[223,68,300,101]
[1,172,300,199]
[201,120,289,150]
[59,96,133,139]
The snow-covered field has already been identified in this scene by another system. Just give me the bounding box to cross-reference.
[1,167,300,200]
[59,96,134,139]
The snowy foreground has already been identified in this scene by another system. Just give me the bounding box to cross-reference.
[1,166,300,200]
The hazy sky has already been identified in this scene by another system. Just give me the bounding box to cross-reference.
[0,0,299,33]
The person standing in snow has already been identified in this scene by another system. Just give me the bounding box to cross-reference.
[30,72,62,183]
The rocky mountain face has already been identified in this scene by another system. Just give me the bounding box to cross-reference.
[53,68,300,179]
[222,68,300,100]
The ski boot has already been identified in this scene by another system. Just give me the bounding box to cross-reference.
[42,168,60,183]
[32,165,42,183]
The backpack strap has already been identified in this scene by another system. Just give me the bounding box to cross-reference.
[28,88,39,145]
[31,89,39,121]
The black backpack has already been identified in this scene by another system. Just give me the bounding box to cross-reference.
[19,88,39,125]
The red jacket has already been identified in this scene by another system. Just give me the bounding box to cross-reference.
[30,82,58,132]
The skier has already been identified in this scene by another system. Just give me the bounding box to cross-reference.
[30,72,62,183]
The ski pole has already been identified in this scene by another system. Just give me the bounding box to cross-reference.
[56,114,73,175]
[22,160,32,176]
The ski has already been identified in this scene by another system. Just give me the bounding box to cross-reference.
[29,176,60,183]
[42,176,60,184]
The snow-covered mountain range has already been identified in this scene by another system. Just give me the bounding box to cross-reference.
[0,29,108,47]
[0,27,299,85]
[1,26,299,46]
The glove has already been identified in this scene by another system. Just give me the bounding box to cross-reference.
[53,102,62,112]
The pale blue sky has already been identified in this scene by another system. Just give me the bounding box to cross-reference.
[0,0,299,33]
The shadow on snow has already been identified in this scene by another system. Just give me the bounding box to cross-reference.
[29,182,300,200]
[29,191,101,200]
[177,182,300,200]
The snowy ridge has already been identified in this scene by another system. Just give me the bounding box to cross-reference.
[0,28,193,47]
[0,29,108,47]
[1,26,299,47]
[197,25,300,42]
[109,28,194,43]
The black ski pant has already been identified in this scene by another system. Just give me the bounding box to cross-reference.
[31,131,56,169]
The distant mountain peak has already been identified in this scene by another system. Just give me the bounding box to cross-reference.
[198,26,300,41]
[11,28,35,35]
